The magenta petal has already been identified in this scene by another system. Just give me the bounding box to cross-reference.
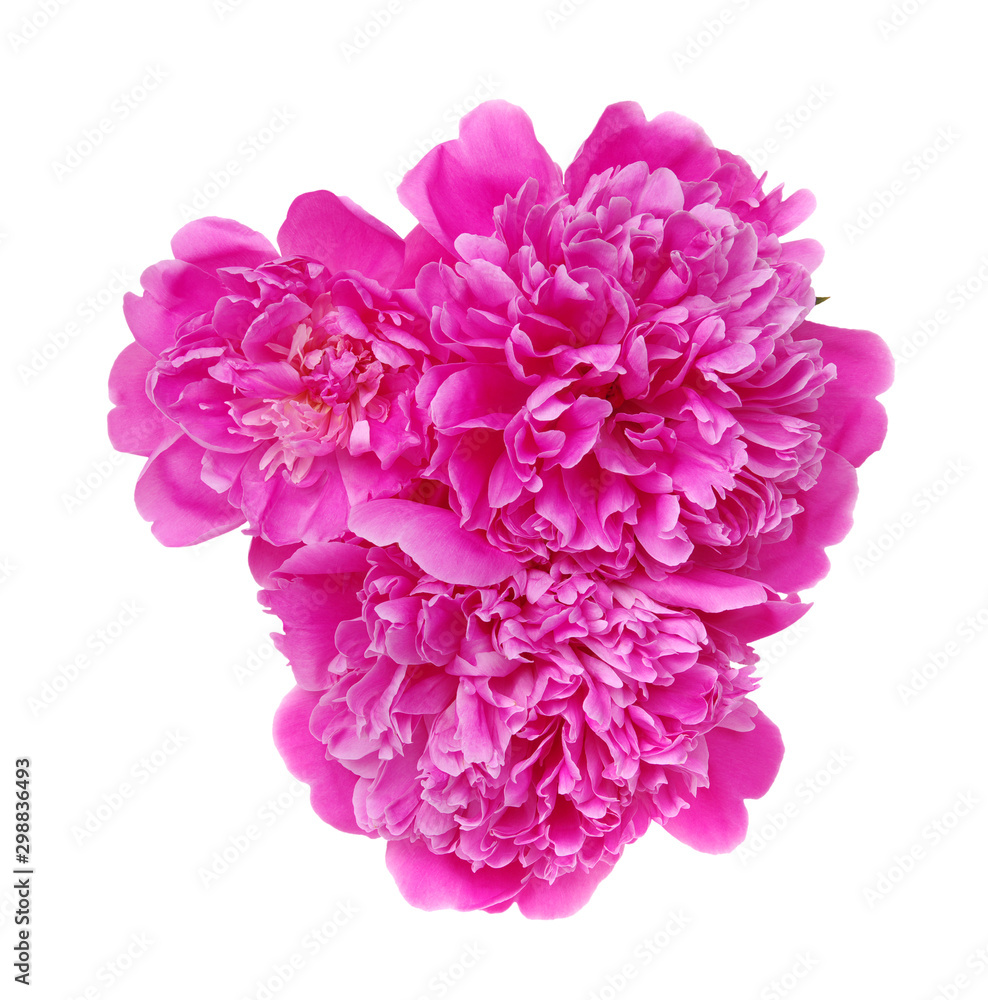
[248,537,303,588]
[565,102,720,196]
[135,434,245,546]
[395,224,450,288]
[643,566,767,613]
[274,687,369,837]
[348,500,521,586]
[515,862,615,919]
[277,191,405,286]
[236,453,350,546]
[385,839,525,912]
[755,449,857,594]
[123,260,222,356]
[170,216,277,275]
[398,100,563,253]
[664,709,783,853]
[107,342,173,457]
[798,320,894,467]
[707,596,810,645]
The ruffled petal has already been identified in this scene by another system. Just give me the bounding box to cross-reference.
[663,708,783,853]
[277,191,405,286]
[398,100,563,252]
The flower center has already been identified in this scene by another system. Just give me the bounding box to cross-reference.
[237,317,386,483]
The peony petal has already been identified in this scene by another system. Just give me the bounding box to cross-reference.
[134,434,245,546]
[348,499,521,586]
[755,449,857,594]
[394,224,450,288]
[274,687,370,837]
[107,342,173,457]
[641,566,767,613]
[664,708,783,853]
[277,191,405,286]
[707,595,810,645]
[398,100,563,253]
[123,259,223,357]
[565,102,720,197]
[385,839,525,912]
[248,537,303,588]
[797,320,893,467]
[515,861,615,919]
[170,216,277,275]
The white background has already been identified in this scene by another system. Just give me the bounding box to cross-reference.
[3,0,986,998]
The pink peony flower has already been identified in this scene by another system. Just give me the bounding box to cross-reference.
[108,193,444,546]
[398,101,893,591]
[109,99,893,919]
[255,500,805,917]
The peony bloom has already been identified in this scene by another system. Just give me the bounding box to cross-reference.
[108,193,444,546]
[110,99,893,919]
[399,101,893,591]
[256,500,805,917]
